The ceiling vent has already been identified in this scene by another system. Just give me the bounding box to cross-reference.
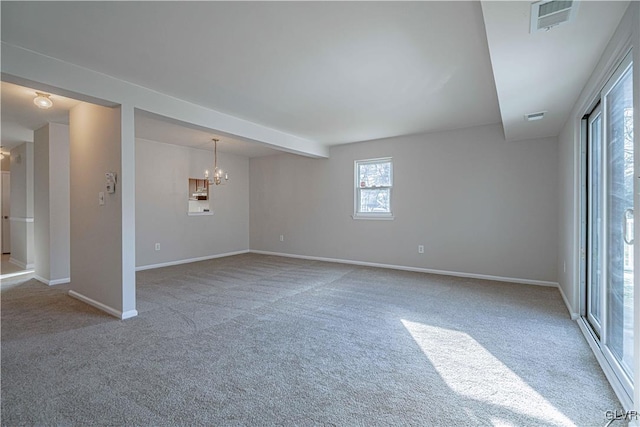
[525,111,546,121]
[530,0,579,33]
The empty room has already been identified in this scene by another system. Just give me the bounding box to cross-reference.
[1,1,639,426]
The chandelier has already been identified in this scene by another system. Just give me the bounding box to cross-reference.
[205,138,228,185]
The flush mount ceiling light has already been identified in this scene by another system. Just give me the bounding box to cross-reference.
[33,92,53,109]
[204,138,229,186]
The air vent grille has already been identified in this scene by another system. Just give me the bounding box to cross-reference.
[538,1,573,17]
[525,111,546,121]
[531,0,578,33]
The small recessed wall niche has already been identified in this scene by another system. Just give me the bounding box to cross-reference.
[188,178,211,215]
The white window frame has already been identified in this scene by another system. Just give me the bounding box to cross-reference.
[353,157,394,220]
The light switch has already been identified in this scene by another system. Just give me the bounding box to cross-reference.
[99,191,105,206]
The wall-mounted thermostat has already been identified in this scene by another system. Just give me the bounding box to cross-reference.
[106,172,117,194]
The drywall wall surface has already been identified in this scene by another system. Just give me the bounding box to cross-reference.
[34,125,51,280]
[557,119,577,313]
[250,123,558,283]
[69,103,123,310]
[34,123,70,283]
[9,142,33,218]
[135,138,249,267]
[49,123,70,281]
[9,141,34,268]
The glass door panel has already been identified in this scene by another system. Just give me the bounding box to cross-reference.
[604,59,634,380]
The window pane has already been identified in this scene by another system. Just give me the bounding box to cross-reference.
[359,188,390,213]
[358,161,391,187]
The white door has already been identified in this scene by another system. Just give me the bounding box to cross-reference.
[1,171,10,254]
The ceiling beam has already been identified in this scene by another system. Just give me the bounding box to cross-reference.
[1,42,329,158]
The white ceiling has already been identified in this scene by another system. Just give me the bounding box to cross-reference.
[0,1,632,150]
[1,81,81,148]
[1,81,280,157]
[481,0,629,141]
[1,1,501,146]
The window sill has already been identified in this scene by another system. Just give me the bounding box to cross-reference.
[187,211,214,216]
[351,214,394,221]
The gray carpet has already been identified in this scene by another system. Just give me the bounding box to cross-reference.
[1,253,624,426]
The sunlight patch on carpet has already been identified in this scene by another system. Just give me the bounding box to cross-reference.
[401,319,574,427]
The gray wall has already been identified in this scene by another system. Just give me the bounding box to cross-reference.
[135,138,249,268]
[250,123,558,283]
[557,119,577,314]
[9,141,34,268]
[34,123,70,284]
[33,126,50,279]
[69,103,124,311]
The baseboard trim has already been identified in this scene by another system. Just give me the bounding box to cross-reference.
[8,258,34,270]
[136,249,250,271]
[557,282,579,320]
[121,310,138,320]
[250,250,559,287]
[0,270,33,280]
[577,318,633,411]
[68,290,138,320]
[34,275,70,286]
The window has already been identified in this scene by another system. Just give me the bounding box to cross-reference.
[354,158,393,219]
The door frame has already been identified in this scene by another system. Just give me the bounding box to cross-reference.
[580,49,635,407]
[1,171,10,255]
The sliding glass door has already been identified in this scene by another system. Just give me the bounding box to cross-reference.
[585,52,634,396]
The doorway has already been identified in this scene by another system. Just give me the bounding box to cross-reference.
[1,171,10,254]
[583,51,635,399]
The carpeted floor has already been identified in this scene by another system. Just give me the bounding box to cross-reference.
[0,254,32,280]
[1,253,625,426]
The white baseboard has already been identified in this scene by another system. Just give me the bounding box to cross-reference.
[136,249,250,271]
[34,275,70,286]
[249,250,559,287]
[557,282,579,320]
[68,290,138,320]
[8,257,34,270]
[0,270,33,280]
[121,309,138,320]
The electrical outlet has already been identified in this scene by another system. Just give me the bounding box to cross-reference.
[279,235,284,242]
[155,243,161,251]
[98,192,105,206]
[418,245,424,254]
